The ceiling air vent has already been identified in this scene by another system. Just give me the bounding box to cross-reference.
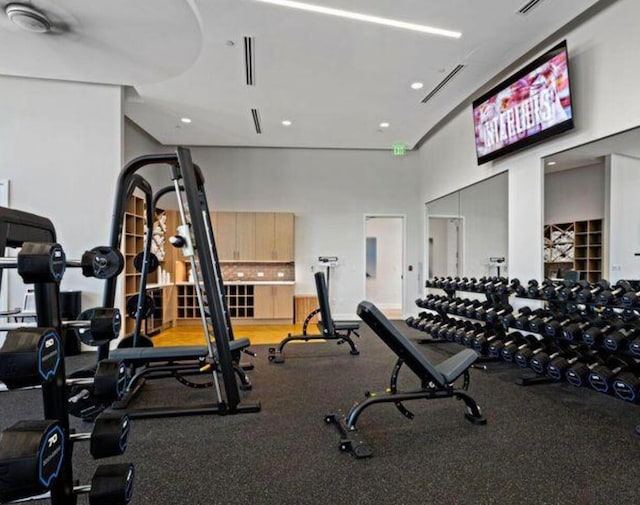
[251,108,262,134]
[421,64,464,104]
[244,36,255,85]
[517,0,545,15]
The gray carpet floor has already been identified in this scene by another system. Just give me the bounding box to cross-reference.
[2,322,640,504]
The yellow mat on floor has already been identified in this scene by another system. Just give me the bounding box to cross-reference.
[152,325,325,347]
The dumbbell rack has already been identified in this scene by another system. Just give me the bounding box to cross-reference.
[417,279,510,368]
[0,242,133,504]
[514,283,640,396]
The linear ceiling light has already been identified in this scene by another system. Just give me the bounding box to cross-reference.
[253,0,461,38]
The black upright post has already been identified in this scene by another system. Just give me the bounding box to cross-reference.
[34,282,76,505]
[176,147,241,411]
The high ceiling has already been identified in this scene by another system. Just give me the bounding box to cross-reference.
[0,0,602,149]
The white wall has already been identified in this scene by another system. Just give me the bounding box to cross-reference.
[187,147,421,319]
[365,217,403,309]
[419,0,640,283]
[545,163,604,224]
[428,218,448,277]
[607,154,640,281]
[0,75,122,329]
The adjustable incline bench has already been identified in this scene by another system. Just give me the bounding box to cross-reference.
[268,271,360,363]
[326,301,486,458]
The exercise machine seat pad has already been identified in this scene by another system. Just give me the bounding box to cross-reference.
[357,301,477,389]
[110,338,250,364]
[435,349,478,384]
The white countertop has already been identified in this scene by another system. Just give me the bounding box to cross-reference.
[173,280,295,286]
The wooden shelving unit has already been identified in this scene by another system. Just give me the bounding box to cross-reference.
[123,195,145,335]
[175,284,256,322]
[544,219,603,282]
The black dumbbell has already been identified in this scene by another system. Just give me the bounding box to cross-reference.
[70,410,131,459]
[588,356,638,394]
[515,308,550,332]
[471,329,503,354]
[575,280,609,304]
[456,324,484,346]
[526,280,541,298]
[596,280,631,306]
[544,315,579,338]
[0,420,134,504]
[612,371,640,403]
[502,334,542,362]
[515,339,553,369]
[510,279,526,297]
[67,360,128,420]
[562,320,594,342]
[485,305,513,324]
[621,287,640,309]
[0,328,63,389]
[582,321,623,346]
[489,331,524,359]
[541,279,564,300]
[528,311,559,335]
[603,327,637,352]
[563,353,605,386]
[530,343,573,375]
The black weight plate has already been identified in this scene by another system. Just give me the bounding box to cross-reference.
[83,247,125,279]
[125,294,155,319]
[133,252,159,274]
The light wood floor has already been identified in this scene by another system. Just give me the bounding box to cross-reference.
[153,324,316,346]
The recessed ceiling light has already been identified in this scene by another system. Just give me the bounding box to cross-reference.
[181,117,192,124]
[411,82,424,90]
[5,3,51,33]
[253,0,461,38]
[547,161,557,166]
[281,120,292,126]
[379,122,390,128]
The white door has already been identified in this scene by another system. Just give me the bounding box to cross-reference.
[365,216,404,318]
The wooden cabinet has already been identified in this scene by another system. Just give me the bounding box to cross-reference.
[123,195,145,335]
[253,285,294,320]
[214,212,256,261]
[254,212,294,261]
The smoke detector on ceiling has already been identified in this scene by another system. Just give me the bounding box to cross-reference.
[5,3,51,33]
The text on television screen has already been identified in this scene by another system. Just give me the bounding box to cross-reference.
[473,47,573,161]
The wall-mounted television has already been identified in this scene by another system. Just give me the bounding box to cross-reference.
[473,41,574,165]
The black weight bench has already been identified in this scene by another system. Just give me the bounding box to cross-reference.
[326,301,486,458]
[109,338,254,413]
[268,272,360,363]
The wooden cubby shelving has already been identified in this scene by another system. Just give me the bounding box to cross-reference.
[544,219,603,282]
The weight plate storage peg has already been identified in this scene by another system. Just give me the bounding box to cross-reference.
[0,420,65,502]
[0,329,62,389]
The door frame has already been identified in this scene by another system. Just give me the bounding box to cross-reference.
[363,214,406,315]
[425,214,465,280]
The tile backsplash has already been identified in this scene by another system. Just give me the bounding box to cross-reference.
[221,263,295,282]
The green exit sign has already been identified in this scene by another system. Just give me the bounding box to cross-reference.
[393,143,407,156]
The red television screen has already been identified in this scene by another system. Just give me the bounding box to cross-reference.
[473,41,574,164]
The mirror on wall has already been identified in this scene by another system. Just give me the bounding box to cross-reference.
[426,172,508,279]
[543,126,640,282]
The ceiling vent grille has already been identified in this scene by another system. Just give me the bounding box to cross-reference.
[421,64,464,104]
[517,0,545,15]
[244,36,255,85]
[251,108,262,134]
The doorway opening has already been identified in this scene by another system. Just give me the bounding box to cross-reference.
[365,215,404,319]
[428,217,463,278]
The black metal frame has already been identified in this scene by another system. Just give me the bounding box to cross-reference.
[100,148,259,418]
[268,271,359,363]
[326,301,486,458]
